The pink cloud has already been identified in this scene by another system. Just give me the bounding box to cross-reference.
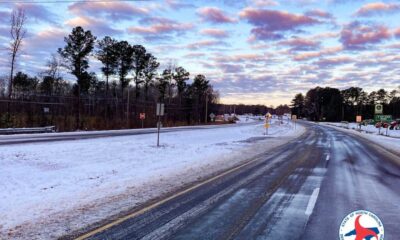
[355,2,400,17]
[197,7,237,24]
[128,19,193,35]
[278,37,320,51]
[251,0,279,7]
[211,53,269,64]
[186,40,227,50]
[305,9,333,19]
[340,21,391,50]
[24,27,66,51]
[200,28,229,38]
[65,16,122,36]
[314,56,353,68]
[239,8,320,40]
[293,46,342,61]
[68,2,148,21]
[184,52,206,58]
[394,28,400,38]
[216,63,244,73]
[165,0,195,9]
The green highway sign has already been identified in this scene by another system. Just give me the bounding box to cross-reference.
[374,115,392,122]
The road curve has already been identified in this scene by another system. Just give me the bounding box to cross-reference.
[67,122,400,240]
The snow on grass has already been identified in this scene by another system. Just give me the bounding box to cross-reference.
[325,122,400,138]
[0,119,304,239]
[320,122,400,155]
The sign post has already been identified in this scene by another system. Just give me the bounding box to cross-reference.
[156,103,165,147]
[265,112,272,135]
[291,115,297,129]
[140,113,146,128]
[356,115,362,130]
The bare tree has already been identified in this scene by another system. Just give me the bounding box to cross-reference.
[8,8,26,99]
[44,54,63,80]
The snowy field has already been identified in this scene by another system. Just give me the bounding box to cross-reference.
[320,122,400,154]
[0,116,304,239]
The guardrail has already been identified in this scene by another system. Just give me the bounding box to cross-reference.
[0,126,56,135]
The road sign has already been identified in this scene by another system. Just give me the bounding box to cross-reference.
[356,115,362,123]
[292,115,297,120]
[375,104,383,114]
[265,112,272,119]
[209,113,215,122]
[264,123,270,128]
[140,113,146,120]
[43,107,50,113]
[156,103,165,116]
[374,115,392,122]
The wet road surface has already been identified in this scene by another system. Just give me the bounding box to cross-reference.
[74,122,400,240]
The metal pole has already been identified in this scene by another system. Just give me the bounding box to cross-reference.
[127,86,130,128]
[205,94,208,124]
[157,115,161,147]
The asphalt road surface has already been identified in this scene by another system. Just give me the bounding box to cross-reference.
[72,122,400,240]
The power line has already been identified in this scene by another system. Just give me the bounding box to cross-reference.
[0,0,149,3]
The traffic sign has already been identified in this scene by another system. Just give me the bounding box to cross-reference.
[292,115,297,120]
[265,112,272,119]
[264,123,270,128]
[374,115,392,122]
[140,113,146,120]
[375,104,383,114]
[356,115,362,123]
[209,113,216,122]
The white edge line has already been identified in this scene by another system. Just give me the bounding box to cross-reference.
[305,187,320,215]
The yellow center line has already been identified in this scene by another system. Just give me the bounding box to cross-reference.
[75,157,260,240]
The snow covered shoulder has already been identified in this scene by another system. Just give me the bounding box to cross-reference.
[0,118,304,239]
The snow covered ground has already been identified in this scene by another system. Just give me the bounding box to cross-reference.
[0,116,304,239]
[324,122,400,138]
[319,122,400,154]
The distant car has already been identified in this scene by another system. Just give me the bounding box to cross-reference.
[375,122,390,128]
[389,119,400,130]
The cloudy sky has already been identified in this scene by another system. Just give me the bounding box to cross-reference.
[1,0,400,106]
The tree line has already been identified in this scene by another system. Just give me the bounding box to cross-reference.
[1,9,222,130]
[291,86,400,122]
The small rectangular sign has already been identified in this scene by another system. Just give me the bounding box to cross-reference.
[375,104,383,114]
[140,113,145,120]
[356,115,362,123]
[292,115,297,120]
[264,123,270,128]
[156,103,165,116]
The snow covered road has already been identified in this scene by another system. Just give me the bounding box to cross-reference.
[0,118,304,239]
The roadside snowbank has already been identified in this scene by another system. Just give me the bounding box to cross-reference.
[319,122,400,155]
[325,122,400,138]
[0,119,304,239]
